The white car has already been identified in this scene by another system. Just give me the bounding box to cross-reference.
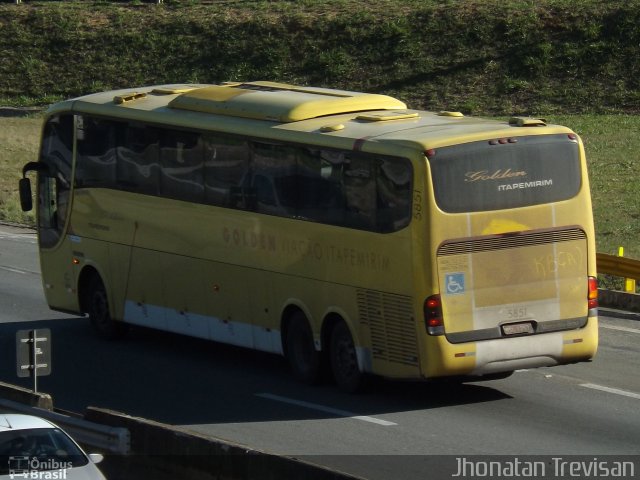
[0,414,106,479]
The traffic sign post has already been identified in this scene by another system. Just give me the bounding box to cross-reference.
[16,329,51,393]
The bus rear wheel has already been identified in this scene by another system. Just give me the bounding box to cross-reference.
[286,311,321,384]
[330,322,365,393]
[86,275,127,340]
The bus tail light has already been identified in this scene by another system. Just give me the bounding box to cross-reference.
[588,276,598,310]
[424,294,444,335]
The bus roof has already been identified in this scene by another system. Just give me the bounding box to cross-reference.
[52,82,574,152]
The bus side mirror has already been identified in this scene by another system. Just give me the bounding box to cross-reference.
[19,177,33,212]
[20,161,51,212]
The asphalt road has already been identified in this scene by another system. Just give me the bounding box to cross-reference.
[0,224,639,479]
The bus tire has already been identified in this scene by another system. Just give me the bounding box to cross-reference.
[286,311,321,384]
[87,275,127,340]
[330,322,365,393]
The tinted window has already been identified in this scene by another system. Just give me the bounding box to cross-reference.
[297,148,345,225]
[204,136,251,208]
[160,129,204,202]
[377,156,413,231]
[245,144,412,232]
[117,123,160,195]
[75,116,118,188]
[72,116,413,232]
[40,115,73,180]
[428,134,582,213]
[343,154,377,230]
[251,143,298,216]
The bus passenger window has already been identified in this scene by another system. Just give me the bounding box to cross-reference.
[76,116,118,188]
[376,158,412,232]
[250,143,297,216]
[117,124,160,195]
[203,136,251,208]
[160,130,204,203]
[343,156,376,230]
[296,148,345,224]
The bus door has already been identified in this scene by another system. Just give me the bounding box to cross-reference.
[35,115,77,311]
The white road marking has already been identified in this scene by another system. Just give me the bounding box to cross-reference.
[0,233,36,243]
[600,324,640,334]
[256,393,397,426]
[580,383,640,400]
[0,265,31,275]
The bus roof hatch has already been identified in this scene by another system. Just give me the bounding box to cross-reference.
[168,81,407,122]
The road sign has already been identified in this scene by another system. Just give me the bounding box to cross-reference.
[16,329,51,393]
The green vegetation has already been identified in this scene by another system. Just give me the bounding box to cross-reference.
[550,115,640,259]
[0,116,39,226]
[1,0,640,114]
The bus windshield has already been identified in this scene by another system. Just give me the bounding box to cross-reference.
[428,134,582,213]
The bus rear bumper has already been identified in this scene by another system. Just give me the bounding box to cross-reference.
[428,316,598,378]
[472,316,598,375]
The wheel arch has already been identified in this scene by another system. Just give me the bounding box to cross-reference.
[279,303,362,358]
[77,265,104,314]
[321,307,361,349]
[322,308,371,375]
[320,312,346,355]
[280,302,312,358]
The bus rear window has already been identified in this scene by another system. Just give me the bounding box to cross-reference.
[428,134,582,213]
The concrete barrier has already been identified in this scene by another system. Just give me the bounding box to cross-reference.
[0,380,361,480]
[0,380,52,410]
[85,407,363,480]
[598,289,640,314]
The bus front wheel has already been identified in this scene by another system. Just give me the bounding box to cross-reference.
[330,322,365,393]
[286,312,321,384]
[87,276,127,340]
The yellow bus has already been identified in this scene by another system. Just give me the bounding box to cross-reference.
[19,82,598,392]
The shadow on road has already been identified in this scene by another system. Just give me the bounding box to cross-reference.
[0,317,512,427]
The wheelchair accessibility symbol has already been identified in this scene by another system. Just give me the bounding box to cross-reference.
[445,273,465,295]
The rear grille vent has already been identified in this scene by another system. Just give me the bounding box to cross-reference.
[357,290,418,366]
[437,228,586,257]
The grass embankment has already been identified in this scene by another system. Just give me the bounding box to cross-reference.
[0,117,39,226]
[1,1,640,114]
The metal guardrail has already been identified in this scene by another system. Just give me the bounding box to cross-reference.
[596,253,640,281]
[0,398,130,454]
